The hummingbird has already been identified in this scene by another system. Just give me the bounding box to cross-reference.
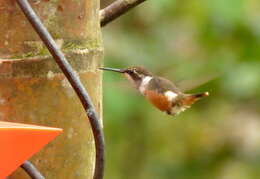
[100,66,209,116]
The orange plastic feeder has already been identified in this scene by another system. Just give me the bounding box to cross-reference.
[0,121,62,178]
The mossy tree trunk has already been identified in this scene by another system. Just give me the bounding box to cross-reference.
[0,0,103,178]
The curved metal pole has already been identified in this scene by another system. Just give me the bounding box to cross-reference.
[100,0,147,27]
[21,161,45,179]
[15,0,105,179]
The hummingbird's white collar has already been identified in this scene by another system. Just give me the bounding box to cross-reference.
[139,76,153,94]
[164,91,178,101]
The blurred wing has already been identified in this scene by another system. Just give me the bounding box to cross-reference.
[147,77,181,93]
[177,73,219,92]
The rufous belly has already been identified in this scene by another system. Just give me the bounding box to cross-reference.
[144,90,172,112]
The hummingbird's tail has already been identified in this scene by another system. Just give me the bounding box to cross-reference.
[182,92,209,106]
[191,92,209,98]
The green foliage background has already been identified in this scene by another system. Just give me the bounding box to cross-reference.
[101,0,260,178]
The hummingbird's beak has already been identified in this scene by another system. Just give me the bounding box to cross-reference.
[99,67,124,73]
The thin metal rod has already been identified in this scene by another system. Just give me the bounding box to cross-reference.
[100,0,146,27]
[21,161,45,179]
[16,0,105,179]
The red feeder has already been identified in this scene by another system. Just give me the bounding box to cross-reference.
[0,121,62,178]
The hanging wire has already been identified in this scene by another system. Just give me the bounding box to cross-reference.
[15,0,105,179]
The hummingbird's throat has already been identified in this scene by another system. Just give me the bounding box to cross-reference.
[124,73,137,88]
[139,76,153,94]
[124,73,153,93]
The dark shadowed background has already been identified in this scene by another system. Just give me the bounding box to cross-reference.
[101,0,260,178]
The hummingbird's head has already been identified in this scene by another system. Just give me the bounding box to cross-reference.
[99,66,153,87]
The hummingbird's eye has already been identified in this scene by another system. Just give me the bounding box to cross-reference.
[127,70,133,74]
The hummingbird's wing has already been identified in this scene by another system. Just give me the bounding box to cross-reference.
[177,73,219,92]
[146,77,182,94]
